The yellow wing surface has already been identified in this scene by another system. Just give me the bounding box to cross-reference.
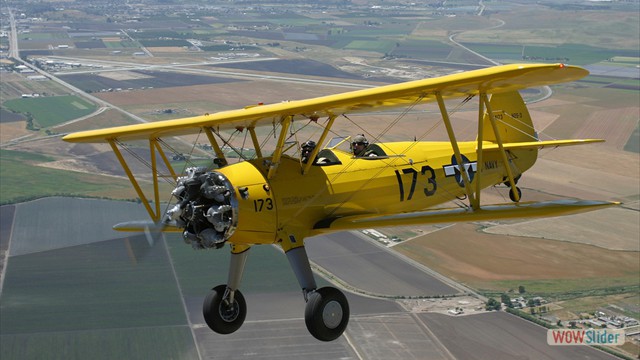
[311,200,616,234]
[63,63,587,144]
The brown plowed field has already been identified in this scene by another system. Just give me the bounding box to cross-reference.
[395,223,639,287]
[572,107,638,149]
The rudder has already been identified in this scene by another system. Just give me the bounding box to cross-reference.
[482,91,537,144]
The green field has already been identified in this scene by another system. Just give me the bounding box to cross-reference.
[1,327,197,360]
[0,238,185,333]
[392,38,453,59]
[344,39,396,53]
[459,42,633,65]
[3,96,98,128]
[0,233,197,359]
[18,32,68,40]
[0,149,135,204]
[625,124,640,153]
[103,41,136,49]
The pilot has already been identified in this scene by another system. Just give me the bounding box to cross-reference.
[351,134,368,156]
[351,134,376,157]
[301,140,316,163]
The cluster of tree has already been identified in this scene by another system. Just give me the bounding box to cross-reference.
[25,113,39,131]
[505,307,556,330]
[490,285,528,310]
[485,298,501,311]
[501,294,513,308]
[529,305,550,315]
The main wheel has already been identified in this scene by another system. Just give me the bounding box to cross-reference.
[203,284,246,334]
[304,287,350,341]
[509,186,522,202]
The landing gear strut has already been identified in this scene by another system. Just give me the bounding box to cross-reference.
[201,242,350,341]
[286,245,350,341]
[504,175,522,203]
[203,246,249,335]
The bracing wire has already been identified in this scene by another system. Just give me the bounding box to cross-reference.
[115,139,175,186]
[213,127,250,161]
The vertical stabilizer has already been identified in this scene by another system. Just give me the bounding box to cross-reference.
[482,91,537,144]
[481,90,539,181]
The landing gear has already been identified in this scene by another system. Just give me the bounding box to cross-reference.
[509,186,522,202]
[203,245,250,335]
[305,287,350,342]
[203,285,246,334]
[285,244,350,341]
[201,240,350,341]
[503,175,522,202]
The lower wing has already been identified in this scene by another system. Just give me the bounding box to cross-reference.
[312,199,618,233]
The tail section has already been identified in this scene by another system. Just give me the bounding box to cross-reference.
[480,90,539,184]
[482,91,537,144]
[478,90,605,199]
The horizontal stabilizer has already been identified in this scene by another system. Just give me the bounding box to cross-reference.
[482,139,604,151]
[312,200,619,233]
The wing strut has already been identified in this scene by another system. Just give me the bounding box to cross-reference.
[204,127,228,167]
[108,139,166,222]
[268,116,292,179]
[302,115,337,175]
[436,92,476,207]
[153,140,178,181]
[474,93,486,210]
[149,139,161,219]
[480,93,521,202]
[248,127,263,159]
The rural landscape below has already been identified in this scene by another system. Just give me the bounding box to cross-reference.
[1,0,638,359]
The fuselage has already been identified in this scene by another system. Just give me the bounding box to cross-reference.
[217,141,538,245]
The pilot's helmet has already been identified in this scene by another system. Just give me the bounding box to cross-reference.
[302,140,316,150]
[352,134,368,146]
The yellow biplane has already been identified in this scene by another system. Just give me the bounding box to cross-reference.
[63,63,617,341]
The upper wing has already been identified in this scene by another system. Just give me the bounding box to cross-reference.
[62,63,587,144]
[311,199,618,234]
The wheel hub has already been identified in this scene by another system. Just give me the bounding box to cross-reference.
[219,300,240,322]
[322,300,343,329]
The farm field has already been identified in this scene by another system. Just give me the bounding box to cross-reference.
[3,95,97,128]
[0,198,621,360]
[394,223,639,295]
[0,1,638,358]
[0,149,138,204]
[0,199,198,359]
[58,71,247,94]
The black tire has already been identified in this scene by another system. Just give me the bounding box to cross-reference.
[304,287,350,341]
[509,186,522,202]
[203,284,246,335]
